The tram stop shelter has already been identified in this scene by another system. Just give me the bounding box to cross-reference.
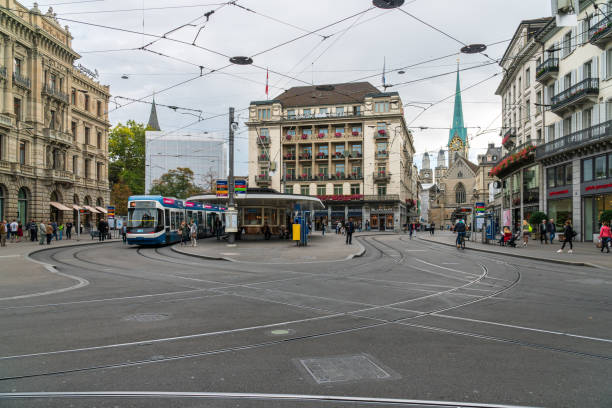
[187,188,324,237]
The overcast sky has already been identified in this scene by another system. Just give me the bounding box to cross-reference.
[24,0,552,177]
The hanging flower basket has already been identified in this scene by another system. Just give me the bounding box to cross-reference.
[351,131,359,136]
[335,132,342,137]
[301,134,308,140]
[378,129,386,135]
[318,133,325,138]
[286,134,292,140]
[318,173,325,179]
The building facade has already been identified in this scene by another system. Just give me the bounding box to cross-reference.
[247,82,417,231]
[496,3,612,241]
[0,2,110,227]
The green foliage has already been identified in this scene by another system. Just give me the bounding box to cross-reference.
[108,120,146,195]
[149,167,202,198]
[600,210,612,224]
[529,211,548,226]
[110,181,133,216]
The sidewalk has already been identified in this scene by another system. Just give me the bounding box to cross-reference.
[172,232,365,263]
[420,231,612,269]
[0,236,120,300]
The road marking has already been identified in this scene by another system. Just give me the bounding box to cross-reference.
[0,255,21,258]
[0,265,89,301]
[220,252,240,256]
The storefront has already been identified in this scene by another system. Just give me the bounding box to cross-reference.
[581,152,612,241]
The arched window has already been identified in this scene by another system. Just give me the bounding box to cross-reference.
[457,171,463,178]
[18,187,29,225]
[0,184,6,220]
[455,183,466,204]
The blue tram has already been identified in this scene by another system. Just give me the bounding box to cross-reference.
[126,195,225,245]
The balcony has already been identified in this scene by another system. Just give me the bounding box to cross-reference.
[0,113,13,129]
[257,154,270,162]
[0,66,6,80]
[0,160,9,170]
[255,174,271,185]
[375,151,389,160]
[44,128,73,145]
[298,152,312,161]
[489,141,538,179]
[283,153,296,161]
[331,152,344,160]
[315,133,328,140]
[375,129,388,139]
[535,58,559,83]
[348,151,363,159]
[256,135,270,145]
[373,171,390,182]
[315,153,328,160]
[283,111,364,121]
[501,128,516,149]
[589,16,612,49]
[550,78,599,115]
[536,119,612,161]
[12,163,35,176]
[42,85,69,104]
[363,194,400,202]
[12,72,30,89]
[46,169,75,183]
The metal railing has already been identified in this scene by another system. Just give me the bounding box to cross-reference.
[373,171,390,182]
[375,152,389,159]
[12,72,30,88]
[502,127,516,146]
[257,154,270,162]
[363,194,400,201]
[589,16,612,42]
[536,119,612,159]
[550,77,599,110]
[256,136,270,144]
[42,85,69,103]
[284,111,364,121]
[535,58,559,79]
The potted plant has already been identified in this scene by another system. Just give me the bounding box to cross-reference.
[335,132,342,137]
[301,133,308,139]
[318,173,325,179]
[318,133,325,138]
[336,172,342,178]
[286,134,292,140]
[378,129,386,136]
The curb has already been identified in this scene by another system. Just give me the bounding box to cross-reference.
[419,236,599,268]
[170,244,231,262]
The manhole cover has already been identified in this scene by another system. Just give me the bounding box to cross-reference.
[122,313,170,322]
[299,354,392,384]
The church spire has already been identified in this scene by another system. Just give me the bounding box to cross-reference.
[448,61,467,147]
[147,98,161,131]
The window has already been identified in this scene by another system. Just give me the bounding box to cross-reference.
[317,185,326,195]
[73,156,78,175]
[351,125,362,134]
[352,165,361,176]
[97,132,102,148]
[536,91,542,114]
[455,183,466,204]
[546,167,555,188]
[336,106,344,116]
[300,185,309,196]
[96,162,102,180]
[303,109,311,118]
[583,108,592,129]
[595,155,606,179]
[351,144,362,154]
[525,68,530,88]
[563,31,571,56]
[50,110,56,129]
[609,154,612,178]
[377,142,387,153]
[525,99,530,121]
[286,166,295,179]
[335,126,344,135]
[377,185,387,195]
[564,73,571,90]
[71,89,76,104]
[375,102,389,113]
[333,184,343,195]
[287,109,295,119]
[303,166,312,178]
[335,163,345,175]
[583,158,593,181]
[318,145,328,155]
[49,74,57,90]
[563,116,571,137]
[319,108,328,116]
[353,105,362,115]
[584,60,592,79]
[97,101,102,116]
[547,124,555,141]
[13,98,21,122]
[350,184,360,194]
[84,158,90,179]
[0,135,4,160]
[71,121,77,139]
[260,128,269,137]
[84,94,90,111]
[13,58,21,75]
[607,50,612,78]
[334,144,343,154]
[318,164,328,176]
[19,142,25,165]
[85,127,90,145]
[547,84,554,104]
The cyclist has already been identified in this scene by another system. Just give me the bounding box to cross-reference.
[455,219,466,249]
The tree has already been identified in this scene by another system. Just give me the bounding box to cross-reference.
[528,211,547,226]
[149,167,202,198]
[108,120,146,194]
[110,181,133,216]
[200,167,218,193]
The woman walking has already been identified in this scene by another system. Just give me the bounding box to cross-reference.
[599,221,611,253]
[557,219,575,254]
[16,222,23,243]
[521,219,532,247]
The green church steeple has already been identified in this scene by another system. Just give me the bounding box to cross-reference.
[448,63,467,146]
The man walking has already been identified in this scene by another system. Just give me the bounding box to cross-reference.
[215,216,222,240]
[98,218,107,242]
[65,221,72,240]
[29,220,37,242]
[345,217,354,245]
[38,221,46,245]
[547,219,556,244]
[409,222,414,239]
[539,219,548,244]
[0,220,7,247]
[9,219,18,242]
[46,222,53,245]
[430,222,435,235]
[51,220,58,241]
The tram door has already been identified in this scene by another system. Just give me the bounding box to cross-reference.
[164,209,170,237]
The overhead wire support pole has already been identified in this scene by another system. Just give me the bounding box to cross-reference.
[228,107,236,244]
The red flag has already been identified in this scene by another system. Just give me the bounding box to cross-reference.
[265,68,269,98]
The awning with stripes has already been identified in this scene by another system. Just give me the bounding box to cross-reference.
[95,206,108,214]
[50,202,72,211]
[82,205,100,214]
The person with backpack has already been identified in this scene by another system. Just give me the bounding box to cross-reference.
[598,221,611,253]
[522,219,532,247]
[557,219,575,254]
[46,222,53,245]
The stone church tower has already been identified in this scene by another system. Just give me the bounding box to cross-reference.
[435,149,447,182]
[448,64,469,164]
[419,152,433,184]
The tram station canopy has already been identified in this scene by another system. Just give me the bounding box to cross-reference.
[187,188,324,210]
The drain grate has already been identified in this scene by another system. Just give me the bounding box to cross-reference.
[122,313,170,322]
[299,354,392,384]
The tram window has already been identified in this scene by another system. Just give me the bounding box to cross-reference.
[197,212,203,226]
[128,207,157,228]
[187,211,193,223]
[164,210,169,227]
[171,212,176,230]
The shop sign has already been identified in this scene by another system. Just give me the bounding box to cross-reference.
[549,189,569,196]
[585,183,612,192]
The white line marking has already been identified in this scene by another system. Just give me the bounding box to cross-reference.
[0,254,21,258]
[0,265,89,301]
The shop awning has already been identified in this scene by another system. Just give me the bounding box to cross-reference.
[72,204,83,211]
[50,202,72,211]
[95,206,108,214]
[83,205,100,213]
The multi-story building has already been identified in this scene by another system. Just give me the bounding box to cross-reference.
[247,82,417,231]
[0,2,110,228]
[494,18,551,232]
[496,2,612,241]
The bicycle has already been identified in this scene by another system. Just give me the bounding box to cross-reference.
[456,232,466,250]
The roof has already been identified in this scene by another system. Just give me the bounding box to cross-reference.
[449,66,467,146]
[187,192,325,209]
[273,82,380,107]
[147,99,161,131]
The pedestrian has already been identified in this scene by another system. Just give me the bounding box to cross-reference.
[180,221,189,246]
[46,222,53,245]
[409,222,414,239]
[38,221,46,245]
[557,219,575,254]
[539,219,548,244]
[190,220,198,247]
[365,220,370,231]
[598,221,611,253]
[65,221,72,240]
[0,220,7,247]
[215,216,222,240]
[122,222,127,244]
[321,222,326,236]
[430,221,435,235]
[345,217,354,245]
[547,218,556,244]
[51,221,58,241]
[521,219,532,247]
[98,218,105,242]
[16,222,23,243]
[80,223,83,234]
[9,219,18,242]
[58,223,64,240]
[30,220,37,242]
